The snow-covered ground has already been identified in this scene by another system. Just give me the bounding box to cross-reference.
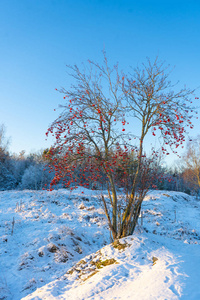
[0,188,200,300]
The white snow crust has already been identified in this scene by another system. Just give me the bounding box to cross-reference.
[0,188,200,300]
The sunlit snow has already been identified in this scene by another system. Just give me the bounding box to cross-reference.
[0,188,200,300]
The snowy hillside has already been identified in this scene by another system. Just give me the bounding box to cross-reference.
[0,188,200,300]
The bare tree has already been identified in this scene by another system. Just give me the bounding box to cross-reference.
[0,124,10,163]
[182,136,200,195]
[47,54,196,240]
[0,124,16,190]
[119,57,196,236]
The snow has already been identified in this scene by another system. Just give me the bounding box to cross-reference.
[0,188,200,299]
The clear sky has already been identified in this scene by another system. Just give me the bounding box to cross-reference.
[0,0,199,166]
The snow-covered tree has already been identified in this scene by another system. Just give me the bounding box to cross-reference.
[20,163,53,190]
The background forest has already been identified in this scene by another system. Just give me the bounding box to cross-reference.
[1,123,199,197]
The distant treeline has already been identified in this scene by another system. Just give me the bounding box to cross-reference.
[0,124,199,195]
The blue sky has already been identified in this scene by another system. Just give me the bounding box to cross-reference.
[0,0,199,165]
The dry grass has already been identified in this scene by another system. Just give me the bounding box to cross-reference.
[112,240,131,251]
[82,270,99,282]
[152,256,158,265]
[91,258,118,269]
